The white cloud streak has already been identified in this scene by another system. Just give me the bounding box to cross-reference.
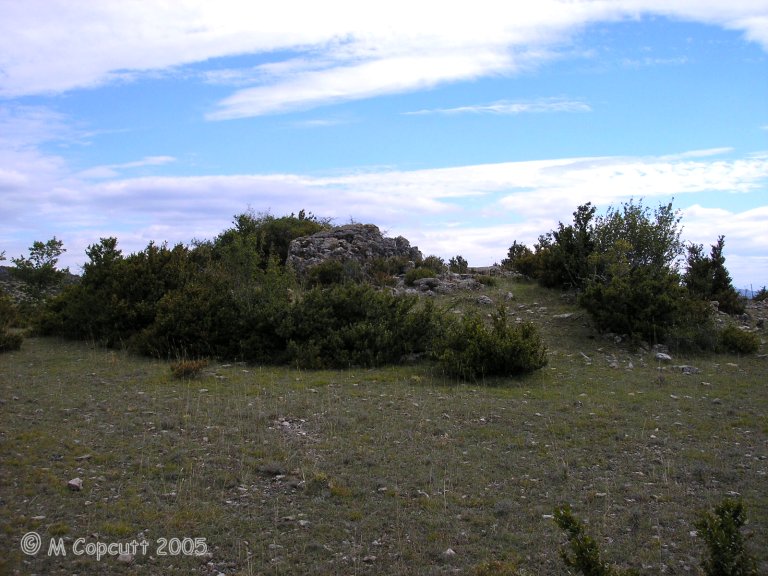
[404,98,592,116]
[1,1,766,115]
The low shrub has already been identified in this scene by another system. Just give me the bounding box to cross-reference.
[405,266,437,286]
[0,292,22,353]
[0,331,23,353]
[170,358,209,379]
[474,274,498,287]
[437,306,547,381]
[719,325,760,355]
[449,255,468,274]
[421,255,447,274]
[695,499,758,576]
[281,283,444,369]
[553,504,634,576]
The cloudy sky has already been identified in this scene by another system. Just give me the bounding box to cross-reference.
[1,1,767,288]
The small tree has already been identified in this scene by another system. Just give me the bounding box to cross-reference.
[683,236,744,315]
[553,505,636,576]
[695,499,758,576]
[449,255,468,273]
[501,241,536,276]
[11,237,67,301]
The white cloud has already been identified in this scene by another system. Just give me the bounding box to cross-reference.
[5,148,765,285]
[404,98,592,116]
[77,156,177,179]
[1,1,766,112]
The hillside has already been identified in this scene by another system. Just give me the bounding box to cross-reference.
[1,275,766,575]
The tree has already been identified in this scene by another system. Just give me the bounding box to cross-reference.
[448,255,468,273]
[11,237,67,301]
[536,203,597,289]
[683,236,744,315]
[579,200,693,344]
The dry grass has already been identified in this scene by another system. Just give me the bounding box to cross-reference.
[0,278,766,575]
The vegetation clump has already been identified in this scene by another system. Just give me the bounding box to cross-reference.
[719,325,760,355]
[503,198,747,350]
[170,358,209,379]
[437,305,547,380]
[695,499,758,576]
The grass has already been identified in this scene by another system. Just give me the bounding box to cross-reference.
[0,277,766,575]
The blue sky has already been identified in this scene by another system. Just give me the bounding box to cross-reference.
[1,1,767,288]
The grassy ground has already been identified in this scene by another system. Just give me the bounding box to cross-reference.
[1,278,766,575]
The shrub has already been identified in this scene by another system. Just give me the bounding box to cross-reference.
[475,274,498,287]
[501,241,535,275]
[0,292,22,353]
[555,504,622,576]
[0,331,23,353]
[421,255,447,274]
[535,203,597,289]
[683,236,745,315]
[405,266,437,286]
[170,358,209,379]
[553,505,634,576]
[306,259,347,286]
[10,237,68,303]
[281,284,444,369]
[437,306,547,381]
[579,253,690,345]
[719,325,760,355]
[449,255,468,274]
[369,256,409,286]
[695,499,758,576]
[753,287,768,302]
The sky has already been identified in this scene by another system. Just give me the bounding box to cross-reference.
[1,1,767,289]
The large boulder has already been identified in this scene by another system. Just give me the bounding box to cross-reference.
[286,224,422,277]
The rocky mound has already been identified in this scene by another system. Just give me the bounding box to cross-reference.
[286,224,422,276]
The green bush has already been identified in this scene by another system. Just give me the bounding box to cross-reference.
[719,325,760,355]
[449,255,468,274]
[421,255,447,274]
[553,504,635,576]
[683,236,745,315]
[306,259,347,287]
[474,274,498,287]
[405,266,437,286]
[580,254,691,345]
[501,241,535,275]
[281,284,443,369]
[0,292,23,352]
[753,287,768,302]
[695,499,758,576]
[437,306,547,381]
[0,331,23,352]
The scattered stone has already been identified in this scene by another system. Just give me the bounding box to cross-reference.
[655,353,673,362]
[363,555,377,563]
[505,292,515,301]
[67,477,83,491]
[676,365,701,375]
[553,312,575,320]
[297,519,311,528]
[117,552,134,564]
[476,295,494,306]
[442,548,457,559]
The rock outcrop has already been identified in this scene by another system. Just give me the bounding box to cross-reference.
[286,224,422,276]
